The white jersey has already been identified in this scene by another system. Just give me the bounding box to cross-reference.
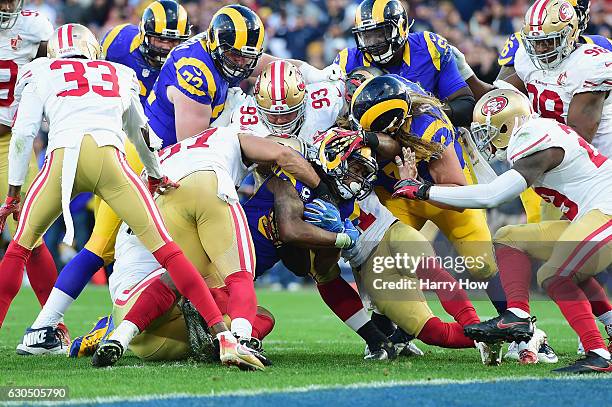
[342,192,397,268]
[227,80,346,144]
[515,44,612,156]
[0,10,52,126]
[507,117,612,221]
[156,126,248,204]
[110,223,163,303]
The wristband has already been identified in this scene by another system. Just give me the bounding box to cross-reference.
[334,233,351,249]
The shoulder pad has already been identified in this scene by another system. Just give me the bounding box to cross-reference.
[102,24,141,59]
[421,31,450,70]
[498,32,522,67]
[507,119,557,163]
[19,10,53,42]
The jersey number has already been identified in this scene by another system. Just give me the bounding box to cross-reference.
[558,123,607,168]
[526,84,564,123]
[158,127,217,164]
[534,186,578,221]
[50,60,120,98]
[239,105,258,126]
[0,60,18,107]
[311,88,330,109]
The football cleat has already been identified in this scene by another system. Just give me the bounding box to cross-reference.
[69,315,114,358]
[364,341,397,361]
[179,299,216,362]
[16,326,67,356]
[218,334,265,371]
[505,341,519,360]
[475,341,503,366]
[92,338,124,368]
[388,327,424,357]
[519,349,538,364]
[538,342,559,364]
[57,323,71,348]
[552,351,612,375]
[464,310,534,344]
[606,324,612,353]
[239,337,272,366]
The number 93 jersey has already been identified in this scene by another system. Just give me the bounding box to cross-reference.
[0,9,52,126]
[145,34,229,148]
[515,44,612,156]
[227,80,346,143]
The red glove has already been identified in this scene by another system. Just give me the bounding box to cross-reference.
[392,178,430,200]
[0,196,20,233]
[147,176,180,195]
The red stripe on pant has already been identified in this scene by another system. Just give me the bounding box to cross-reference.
[228,204,247,272]
[234,203,255,273]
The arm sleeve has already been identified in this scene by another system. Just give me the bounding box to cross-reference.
[9,84,43,186]
[428,169,528,208]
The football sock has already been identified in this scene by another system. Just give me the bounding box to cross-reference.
[416,263,480,326]
[25,242,57,306]
[357,321,389,350]
[0,241,31,327]
[416,317,474,348]
[546,276,607,354]
[507,307,531,319]
[54,248,104,299]
[153,242,223,327]
[485,272,507,314]
[209,287,229,314]
[578,277,612,319]
[111,320,139,351]
[252,313,275,340]
[592,348,611,360]
[224,271,257,338]
[497,245,532,314]
[371,311,396,336]
[123,277,176,332]
[31,288,74,329]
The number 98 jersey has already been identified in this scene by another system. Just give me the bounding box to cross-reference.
[0,10,53,126]
[514,44,612,156]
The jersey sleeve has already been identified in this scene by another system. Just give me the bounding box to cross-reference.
[333,47,364,75]
[581,35,612,51]
[172,55,218,105]
[513,47,530,82]
[14,58,46,103]
[412,109,455,147]
[101,24,131,60]
[572,47,612,94]
[506,119,558,163]
[498,32,521,67]
[19,11,53,43]
[422,32,467,100]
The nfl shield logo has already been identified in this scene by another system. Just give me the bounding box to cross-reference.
[10,35,22,50]
[142,69,150,78]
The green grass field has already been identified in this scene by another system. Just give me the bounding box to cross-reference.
[0,285,602,401]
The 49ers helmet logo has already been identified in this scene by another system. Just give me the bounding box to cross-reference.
[481,96,508,116]
[558,1,574,22]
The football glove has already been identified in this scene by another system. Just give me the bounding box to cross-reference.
[392,178,431,200]
[303,199,344,233]
[335,219,359,250]
[0,196,20,233]
[449,44,474,81]
[147,175,180,195]
[299,63,344,84]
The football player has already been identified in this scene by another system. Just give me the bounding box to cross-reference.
[18,0,193,357]
[393,88,612,374]
[92,126,323,368]
[333,0,475,128]
[3,24,260,371]
[0,1,59,332]
[145,4,341,148]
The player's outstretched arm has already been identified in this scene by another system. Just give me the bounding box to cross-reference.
[567,91,607,143]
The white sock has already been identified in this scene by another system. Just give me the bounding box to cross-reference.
[31,288,74,329]
[231,318,252,340]
[597,310,612,326]
[110,321,139,350]
[507,307,530,319]
[591,348,611,360]
[344,309,370,332]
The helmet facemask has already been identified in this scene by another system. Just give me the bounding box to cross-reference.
[258,101,306,135]
[141,32,185,68]
[212,41,262,84]
[352,19,406,64]
[332,150,378,200]
[524,25,575,70]
[0,0,22,30]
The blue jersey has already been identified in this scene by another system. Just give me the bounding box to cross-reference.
[498,31,612,67]
[145,35,229,147]
[334,31,468,101]
[101,24,157,107]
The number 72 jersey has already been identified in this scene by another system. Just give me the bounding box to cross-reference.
[514,44,612,156]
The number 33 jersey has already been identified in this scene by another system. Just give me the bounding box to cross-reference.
[507,117,612,221]
[514,44,612,156]
[225,80,346,144]
[0,10,53,126]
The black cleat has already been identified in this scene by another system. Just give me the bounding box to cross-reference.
[389,328,424,357]
[464,310,534,344]
[552,351,612,375]
[239,337,272,366]
[16,326,66,356]
[364,341,397,361]
[92,339,124,368]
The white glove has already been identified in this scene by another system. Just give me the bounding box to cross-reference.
[449,44,474,81]
[299,63,344,84]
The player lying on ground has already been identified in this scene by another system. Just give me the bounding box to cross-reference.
[392,88,612,374]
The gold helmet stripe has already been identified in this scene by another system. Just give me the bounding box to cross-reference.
[177,5,188,35]
[359,99,408,130]
[372,0,391,23]
[149,1,167,33]
[221,7,248,50]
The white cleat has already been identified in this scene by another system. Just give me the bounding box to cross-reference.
[218,334,265,371]
[476,341,502,366]
[16,326,67,356]
[505,341,519,360]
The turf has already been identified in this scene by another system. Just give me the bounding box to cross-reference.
[0,285,608,401]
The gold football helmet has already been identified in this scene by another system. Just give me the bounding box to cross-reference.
[254,60,307,135]
[471,89,533,160]
[48,24,101,60]
[522,0,579,70]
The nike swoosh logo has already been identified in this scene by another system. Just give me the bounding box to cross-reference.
[606,62,612,68]
[496,320,529,329]
[585,364,612,372]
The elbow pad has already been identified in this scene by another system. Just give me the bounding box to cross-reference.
[447,94,476,128]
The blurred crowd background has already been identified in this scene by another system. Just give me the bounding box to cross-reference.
[3,0,611,288]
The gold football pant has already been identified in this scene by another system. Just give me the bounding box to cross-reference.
[375,186,497,280]
[154,171,256,288]
[494,209,612,286]
[14,135,172,253]
[357,222,435,336]
[0,132,41,237]
[85,141,144,265]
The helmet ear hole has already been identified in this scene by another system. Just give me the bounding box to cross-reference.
[499,124,508,134]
